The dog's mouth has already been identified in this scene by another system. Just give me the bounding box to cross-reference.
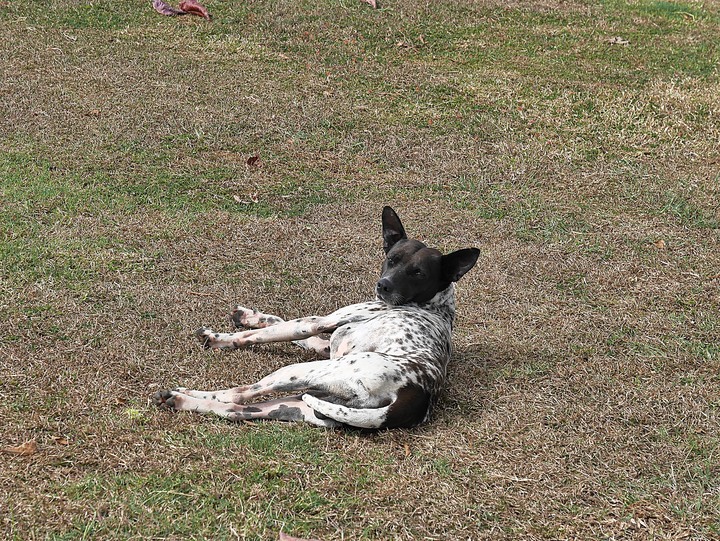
[376,287,406,306]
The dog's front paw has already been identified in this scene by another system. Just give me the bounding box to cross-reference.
[231,306,282,329]
[230,306,255,329]
[195,327,217,350]
[153,389,179,410]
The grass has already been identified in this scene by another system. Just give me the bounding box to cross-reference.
[2,0,720,539]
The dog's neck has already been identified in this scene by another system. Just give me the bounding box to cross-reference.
[423,283,456,325]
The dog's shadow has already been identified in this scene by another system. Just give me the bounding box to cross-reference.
[437,341,550,422]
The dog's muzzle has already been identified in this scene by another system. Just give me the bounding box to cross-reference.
[376,277,401,305]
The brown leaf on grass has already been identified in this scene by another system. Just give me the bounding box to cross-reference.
[179,0,211,19]
[246,155,260,166]
[654,239,666,249]
[152,0,187,16]
[279,533,322,541]
[2,440,38,456]
[51,436,70,445]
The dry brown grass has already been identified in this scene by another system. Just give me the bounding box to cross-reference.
[2,0,720,539]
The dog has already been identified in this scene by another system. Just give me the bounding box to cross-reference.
[153,207,479,429]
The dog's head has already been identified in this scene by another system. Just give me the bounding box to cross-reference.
[375,206,479,306]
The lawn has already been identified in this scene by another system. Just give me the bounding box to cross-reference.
[1,0,719,539]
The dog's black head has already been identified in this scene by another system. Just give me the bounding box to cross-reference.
[375,206,479,306]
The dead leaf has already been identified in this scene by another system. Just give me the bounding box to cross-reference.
[2,440,38,456]
[607,36,629,46]
[152,0,187,16]
[404,443,411,457]
[233,193,259,204]
[279,533,322,541]
[246,155,260,166]
[179,0,211,19]
[654,240,666,249]
[51,436,70,446]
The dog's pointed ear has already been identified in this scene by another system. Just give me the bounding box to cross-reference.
[382,206,407,253]
[441,248,480,282]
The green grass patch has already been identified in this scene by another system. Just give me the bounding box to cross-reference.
[51,425,388,540]
[658,192,720,229]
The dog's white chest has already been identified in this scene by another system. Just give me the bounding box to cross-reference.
[329,309,450,360]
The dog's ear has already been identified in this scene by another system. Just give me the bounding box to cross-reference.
[382,206,407,253]
[441,248,480,282]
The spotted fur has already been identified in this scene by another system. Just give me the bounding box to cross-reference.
[154,207,479,429]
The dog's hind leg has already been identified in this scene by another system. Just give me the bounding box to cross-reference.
[153,392,341,428]
[160,359,335,405]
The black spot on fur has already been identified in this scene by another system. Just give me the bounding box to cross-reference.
[267,405,304,422]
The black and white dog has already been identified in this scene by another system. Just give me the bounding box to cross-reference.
[154,207,479,429]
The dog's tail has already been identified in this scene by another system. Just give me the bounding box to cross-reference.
[301,394,390,429]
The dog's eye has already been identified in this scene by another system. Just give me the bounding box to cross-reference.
[409,268,423,277]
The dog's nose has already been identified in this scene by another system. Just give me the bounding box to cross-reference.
[376,277,392,294]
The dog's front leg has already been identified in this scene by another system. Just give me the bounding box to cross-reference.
[230,306,284,329]
[196,314,338,350]
[231,306,331,358]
